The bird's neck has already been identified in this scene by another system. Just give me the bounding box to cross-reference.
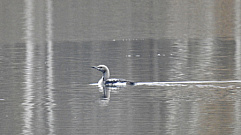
[102,70,110,81]
[98,69,110,86]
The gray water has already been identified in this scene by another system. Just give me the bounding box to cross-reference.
[1,0,241,135]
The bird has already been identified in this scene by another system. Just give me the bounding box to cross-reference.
[92,65,135,87]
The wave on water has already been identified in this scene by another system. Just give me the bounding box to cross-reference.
[136,80,241,85]
[90,80,241,89]
[135,80,241,89]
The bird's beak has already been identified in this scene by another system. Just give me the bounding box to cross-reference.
[92,66,99,70]
[92,66,104,73]
[92,66,97,69]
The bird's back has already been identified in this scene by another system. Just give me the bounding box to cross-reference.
[105,78,135,86]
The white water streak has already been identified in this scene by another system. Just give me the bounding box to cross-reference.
[136,80,241,85]
[46,0,55,134]
[234,0,241,134]
[22,0,34,134]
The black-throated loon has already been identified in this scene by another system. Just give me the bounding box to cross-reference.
[92,65,135,87]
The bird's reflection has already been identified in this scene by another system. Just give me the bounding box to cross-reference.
[99,85,127,99]
[98,86,110,106]
[102,86,110,99]
[97,85,126,106]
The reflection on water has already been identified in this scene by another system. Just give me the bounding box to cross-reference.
[235,0,241,80]
[22,0,34,134]
[46,0,55,135]
[22,0,55,135]
[1,0,241,135]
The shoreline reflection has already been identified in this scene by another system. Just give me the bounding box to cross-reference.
[22,0,34,134]
[46,0,55,134]
[22,0,55,135]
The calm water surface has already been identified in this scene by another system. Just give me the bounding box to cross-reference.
[1,0,241,135]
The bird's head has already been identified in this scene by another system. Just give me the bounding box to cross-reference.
[92,65,109,73]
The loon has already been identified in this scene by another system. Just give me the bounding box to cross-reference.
[92,65,135,87]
